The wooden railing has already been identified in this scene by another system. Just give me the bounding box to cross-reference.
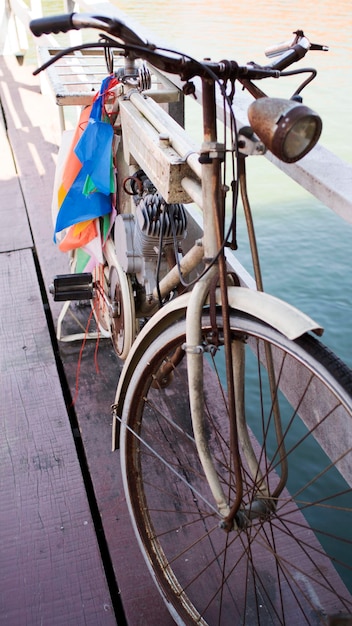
[2,0,352,224]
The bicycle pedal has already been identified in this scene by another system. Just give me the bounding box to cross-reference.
[49,273,94,302]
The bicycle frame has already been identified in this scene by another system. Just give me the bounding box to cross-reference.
[110,50,323,528]
[30,13,326,525]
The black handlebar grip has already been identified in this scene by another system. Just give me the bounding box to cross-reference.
[30,14,76,36]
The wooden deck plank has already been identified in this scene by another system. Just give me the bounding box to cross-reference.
[59,335,174,625]
[0,248,116,625]
[0,97,32,252]
[0,55,172,623]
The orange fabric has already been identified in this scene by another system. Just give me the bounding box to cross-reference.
[58,219,98,252]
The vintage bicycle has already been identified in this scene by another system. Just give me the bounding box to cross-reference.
[30,12,352,625]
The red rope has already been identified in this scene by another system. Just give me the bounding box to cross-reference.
[70,297,101,406]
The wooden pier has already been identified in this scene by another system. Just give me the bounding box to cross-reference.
[0,55,174,625]
[2,42,352,624]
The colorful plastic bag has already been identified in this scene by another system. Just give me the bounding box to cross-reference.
[54,75,119,245]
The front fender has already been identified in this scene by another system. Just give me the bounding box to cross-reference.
[112,287,322,450]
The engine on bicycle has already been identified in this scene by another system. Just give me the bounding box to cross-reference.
[114,169,188,317]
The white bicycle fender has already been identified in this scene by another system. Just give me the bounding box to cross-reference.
[225,287,323,341]
[112,288,322,450]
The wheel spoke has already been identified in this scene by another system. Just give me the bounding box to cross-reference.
[120,312,352,624]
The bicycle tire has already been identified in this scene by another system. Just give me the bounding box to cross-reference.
[119,310,352,625]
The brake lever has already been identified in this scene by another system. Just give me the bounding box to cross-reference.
[265,30,329,59]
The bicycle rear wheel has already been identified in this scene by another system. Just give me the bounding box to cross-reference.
[119,310,352,625]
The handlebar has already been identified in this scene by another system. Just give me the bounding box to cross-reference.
[30,12,148,47]
[29,13,327,83]
[30,13,76,36]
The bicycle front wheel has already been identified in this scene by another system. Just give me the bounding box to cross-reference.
[120,310,352,625]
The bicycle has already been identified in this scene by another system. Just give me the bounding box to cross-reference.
[30,12,352,625]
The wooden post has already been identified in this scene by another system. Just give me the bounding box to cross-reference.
[0,0,28,58]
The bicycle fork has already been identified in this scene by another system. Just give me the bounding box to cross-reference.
[184,78,284,531]
[183,76,241,528]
